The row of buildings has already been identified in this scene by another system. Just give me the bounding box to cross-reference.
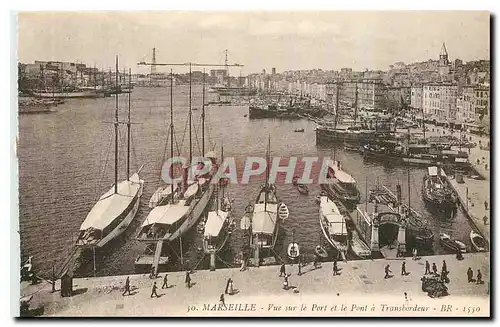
[245,43,490,129]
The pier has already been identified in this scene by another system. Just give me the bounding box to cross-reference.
[20,253,489,317]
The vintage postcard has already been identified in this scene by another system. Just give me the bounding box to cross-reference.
[15,11,490,317]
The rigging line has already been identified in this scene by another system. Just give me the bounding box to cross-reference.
[215,254,235,269]
[193,117,201,157]
[177,116,189,157]
[130,129,139,174]
[191,253,207,271]
[95,130,114,202]
[158,126,171,185]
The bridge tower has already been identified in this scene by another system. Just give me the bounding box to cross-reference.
[397,206,407,255]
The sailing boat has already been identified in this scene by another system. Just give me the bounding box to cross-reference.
[249,135,283,265]
[137,67,216,246]
[203,146,234,255]
[76,58,144,248]
[287,230,300,261]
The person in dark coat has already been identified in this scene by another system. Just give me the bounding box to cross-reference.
[122,276,131,296]
[467,267,474,283]
[384,264,391,279]
[219,293,226,308]
[401,262,408,276]
[224,278,232,294]
[442,260,448,274]
[333,260,339,276]
[456,249,464,260]
[162,274,168,289]
[150,281,159,298]
[283,274,289,290]
[477,270,483,284]
[279,264,286,277]
[424,261,431,275]
[432,263,438,275]
[185,271,191,288]
[298,258,302,276]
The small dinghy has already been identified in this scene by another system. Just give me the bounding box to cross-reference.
[470,231,487,252]
[278,203,289,220]
[315,245,328,258]
[294,128,304,133]
[288,243,300,261]
[297,184,309,195]
[439,233,466,253]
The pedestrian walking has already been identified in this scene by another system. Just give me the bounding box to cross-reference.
[161,274,168,289]
[456,248,464,261]
[150,281,159,298]
[412,248,418,260]
[283,274,289,290]
[279,264,286,277]
[432,263,438,275]
[333,260,339,276]
[425,261,431,275]
[401,262,407,276]
[228,279,234,295]
[298,258,302,276]
[484,200,488,210]
[442,260,448,274]
[219,294,227,308]
[483,215,488,225]
[477,270,483,284]
[122,276,131,296]
[185,271,191,288]
[384,264,391,279]
[150,266,156,279]
[224,278,232,294]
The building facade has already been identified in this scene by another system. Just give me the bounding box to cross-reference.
[423,83,458,121]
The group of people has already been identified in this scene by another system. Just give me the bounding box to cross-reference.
[424,260,449,282]
[467,267,484,284]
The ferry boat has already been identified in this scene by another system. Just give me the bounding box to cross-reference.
[319,195,348,260]
[422,166,457,210]
[321,160,360,208]
[76,60,144,248]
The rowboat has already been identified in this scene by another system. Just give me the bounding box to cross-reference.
[315,245,328,258]
[287,230,300,261]
[439,233,466,253]
[297,184,309,195]
[470,231,487,252]
[278,202,289,220]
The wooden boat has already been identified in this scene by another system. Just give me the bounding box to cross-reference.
[315,245,328,258]
[439,233,466,253]
[294,128,305,133]
[202,194,233,255]
[470,231,487,252]
[297,184,309,195]
[318,195,348,260]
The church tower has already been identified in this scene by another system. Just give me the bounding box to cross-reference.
[439,42,449,66]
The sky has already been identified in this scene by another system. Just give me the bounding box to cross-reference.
[17,11,490,75]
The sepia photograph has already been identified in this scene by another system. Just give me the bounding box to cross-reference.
[15,10,490,317]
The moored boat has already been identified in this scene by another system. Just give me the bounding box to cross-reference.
[287,230,300,261]
[319,195,348,260]
[439,233,466,253]
[76,60,144,249]
[297,184,309,195]
[315,245,328,258]
[422,166,457,210]
[470,231,487,252]
[202,190,234,255]
[321,159,360,207]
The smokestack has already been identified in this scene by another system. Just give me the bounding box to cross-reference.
[396,184,402,203]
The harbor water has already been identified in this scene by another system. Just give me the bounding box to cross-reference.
[18,86,474,277]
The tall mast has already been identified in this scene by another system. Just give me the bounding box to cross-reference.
[170,69,175,198]
[127,68,131,180]
[334,81,340,129]
[407,127,411,210]
[225,49,230,88]
[114,56,119,194]
[202,69,206,157]
[221,144,224,198]
[422,106,426,139]
[264,134,270,212]
[354,83,358,125]
[189,63,192,164]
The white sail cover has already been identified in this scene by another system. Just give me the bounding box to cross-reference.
[204,210,228,237]
[319,196,347,236]
[80,173,142,231]
[184,183,199,198]
[252,203,277,235]
[141,200,189,227]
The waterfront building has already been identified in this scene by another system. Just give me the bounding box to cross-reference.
[411,85,424,112]
[474,84,490,126]
[456,85,476,123]
[422,83,458,122]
